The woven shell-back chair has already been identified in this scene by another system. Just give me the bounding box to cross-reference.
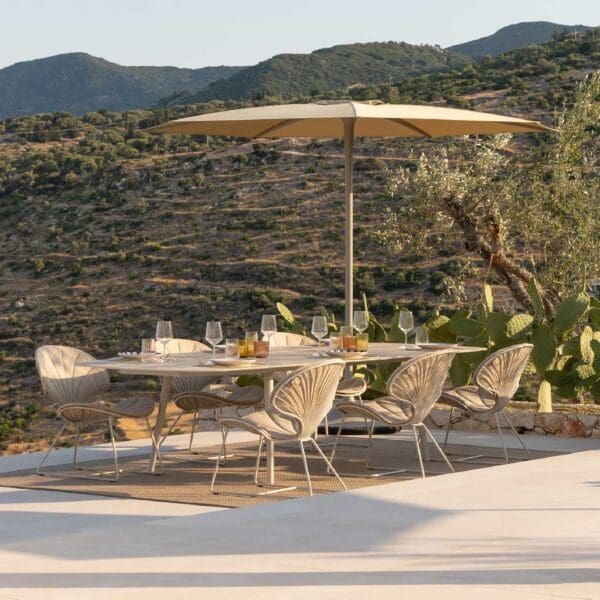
[331,350,456,478]
[265,332,318,347]
[35,345,160,481]
[211,359,346,497]
[159,338,263,455]
[440,343,533,462]
[265,331,365,435]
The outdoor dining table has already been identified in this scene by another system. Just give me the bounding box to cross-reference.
[81,342,485,486]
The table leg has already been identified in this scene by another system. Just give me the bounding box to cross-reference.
[263,375,275,485]
[150,375,172,473]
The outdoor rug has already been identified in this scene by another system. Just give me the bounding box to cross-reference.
[0,437,555,509]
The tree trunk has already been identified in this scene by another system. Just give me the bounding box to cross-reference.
[442,193,555,318]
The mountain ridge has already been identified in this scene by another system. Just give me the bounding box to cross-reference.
[0,52,244,118]
[0,21,594,118]
[447,21,590,58]
[163,41,470,105]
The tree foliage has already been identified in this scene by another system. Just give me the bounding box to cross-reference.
[376,72,600,315]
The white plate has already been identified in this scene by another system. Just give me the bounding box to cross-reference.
[417,343,457,350]
[209,357,258,367]
[326,350,368,360]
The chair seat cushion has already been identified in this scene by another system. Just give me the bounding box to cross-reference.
[218,410,297,441]
[439,386,497,414]
[111,397,155,418]
[58,405,111,424]
[174,392,227,412]
[227,385,264,407]
[175,385,264,412]
[336,377,367,397]
[58,397,154,423]
[336,396,412,425]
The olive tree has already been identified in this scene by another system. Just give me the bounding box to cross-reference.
[376,73,599,317]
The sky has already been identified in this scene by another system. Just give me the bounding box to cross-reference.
[0,0,598,70]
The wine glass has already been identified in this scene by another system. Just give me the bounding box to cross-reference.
[205,321,223,356]
[261,315,277,343]
[398,310,414,350]
[155,320,173,363]
[353,310,369,334]
[311,316,328,347]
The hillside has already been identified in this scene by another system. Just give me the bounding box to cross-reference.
[349,27,599,115]
[0,53,244,118]
[163,42,471,104]
[447,21,589,59]
[0,31,598,453]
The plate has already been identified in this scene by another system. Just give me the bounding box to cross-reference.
[417,343,457,350]
[326,350,368,360]
[117,352,156,360]
[209,357,258,367]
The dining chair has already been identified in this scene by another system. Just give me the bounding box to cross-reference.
[159,338,262,454]
[35,345,161,481]
[211,359,346,497]
[330,350,456,478]
[321,376,369,436]
[265,332,318,347]
[264,331,364,435]
[440,343,533,463]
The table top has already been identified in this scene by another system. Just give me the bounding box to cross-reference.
[79,343,485,378]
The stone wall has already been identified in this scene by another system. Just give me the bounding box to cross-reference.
[427,404,600,438]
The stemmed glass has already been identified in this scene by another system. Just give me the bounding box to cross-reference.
[399,310,414,350]
[261,315,277,343]
[311,316,328,347]
[205,321,223,356]
[353,310,369,335]
[155,320,173,363]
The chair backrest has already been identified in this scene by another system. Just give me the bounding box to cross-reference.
[386,350,456,424]
[35,345,109,407]
[163,338,210,354]
[265,332,317,347]
[473,343,533,411]
[165,338,216,397]
[269,360,344,439]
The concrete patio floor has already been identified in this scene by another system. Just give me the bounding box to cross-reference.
[0,429,599,599]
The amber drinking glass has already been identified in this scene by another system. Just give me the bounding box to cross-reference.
[340,325,357,351]
[254,340,269,358]
[240,331,257,358]
[357,333,369,352]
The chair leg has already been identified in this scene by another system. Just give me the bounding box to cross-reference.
[328,414,346,467]
[210,425,229,494]
[412,425,426,478]
[502,412,532,459]
[253,435,264,485]
[188,410,198,451]
[495,413,509,463]
[37,422,68,476]
[73,423,81,468]
[309,438,347,491]
[324,414,329,436]
[107,418,119,482]
[421,423,454,473]
[299,440,313,496]
[159,411,184,448]
[443,406,454,451]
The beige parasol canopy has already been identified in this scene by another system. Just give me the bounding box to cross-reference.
[147,102,553,326]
